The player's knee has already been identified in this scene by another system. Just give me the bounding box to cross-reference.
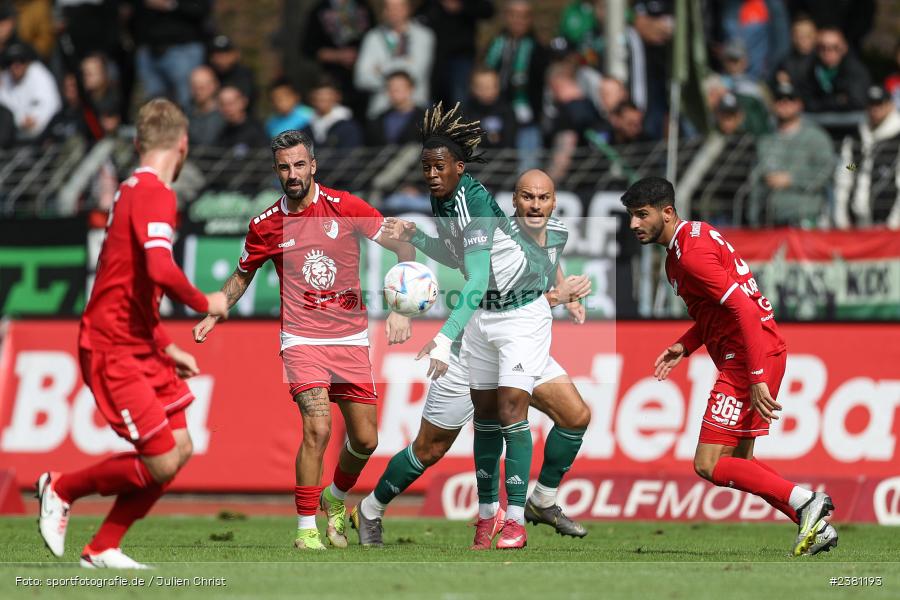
[177,437,193,468]
[303,421,332,451]
[348,435,377,456]
[560,402,592,430]
[414,438,450,468]
[693,456,717,482]
[147,453,180,484]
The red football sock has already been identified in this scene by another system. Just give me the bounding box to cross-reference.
[751,458,799,523]
[332,466,361,494]
[711,456,794,508]
[54,453,154,504]
[295,486,323,516]
[88,482,167,553]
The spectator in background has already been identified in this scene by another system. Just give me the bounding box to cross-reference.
[56,1,134,117]
[80,53,120,117]
[596,76,628,119]
[55,0,120,61]
[208,34,258,113]
[794,27,870,113]
[750,82,833,227]
[464,67,516,149]
[187,65,224,147]
[608,100,647,145]
[546,61,608,181]
[301,0,374,119]
[419,0,495,106]
[557,0,606,70]
[484,0,547,167]
[89,95,132,211]
[713,91,770,135]
[0,1,24,56]
[354,0,434,119]
[365,70,423,145]
[266,78,313,140]
[719,0,790,80]
[786,0,874,55]
[133,0,210,110]
[13,0,54,60]
[0,42,60,141]
[632,0,674,139]
[557,1,647,121]
[773,13,816,86]
[713,92,746,135]
[834,86,900,229]
[215,85,268,154]
[45,71,89,142]
[0,102,13,148]
[705,73,771,135]
[303,77,363,149]
[885,41,900,111]
[720,39,767,103]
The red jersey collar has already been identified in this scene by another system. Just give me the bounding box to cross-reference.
[133,166,171,190]
[280,183,320,215]
[668,220,688,250]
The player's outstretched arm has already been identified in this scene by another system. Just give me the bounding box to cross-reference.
[163,343,201,379]
[750,381,782,423]
[546,274,591,309]
[553,264,587,324]
[654,342,685,381]
[375,230,416,262]
[382,217,460,267]
[420,248,491,379]
[374,231,417,344]
[193,268,254,343]
[145,247,211,313]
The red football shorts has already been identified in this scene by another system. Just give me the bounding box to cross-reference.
[79,348,193,456]
[699,351,787,447]
[282,345,377,404]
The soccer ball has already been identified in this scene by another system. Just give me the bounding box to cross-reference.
[383,261,439,317]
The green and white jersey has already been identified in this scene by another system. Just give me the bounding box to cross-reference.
[431,173,551,311]
[508,216,568,288]
[448,215,568,358]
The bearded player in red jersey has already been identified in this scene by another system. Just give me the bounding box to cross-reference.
[192,129,415,550]
[621,177,838,556]
[36,99,230,569]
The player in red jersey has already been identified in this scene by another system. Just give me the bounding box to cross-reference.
[192,129,415,550]
[36,99,230,569]
[621,177,838,556]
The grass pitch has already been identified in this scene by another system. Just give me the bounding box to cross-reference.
[1,516,897,599]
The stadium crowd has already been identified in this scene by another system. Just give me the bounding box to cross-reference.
[0,0,898,227]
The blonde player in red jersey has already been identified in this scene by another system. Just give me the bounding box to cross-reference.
[36,99,230,569]
[621,176,837,557]
[192,129,415,550]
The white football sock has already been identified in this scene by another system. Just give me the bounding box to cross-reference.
[506,505,525,525]
[360,493,386,520]
[329,483,347,501]
[529,483,558,508]
[297,515,317,530]
[478,502,499,519]
[788,486,814,510]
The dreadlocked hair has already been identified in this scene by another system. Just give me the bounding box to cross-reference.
[421,102,487,164]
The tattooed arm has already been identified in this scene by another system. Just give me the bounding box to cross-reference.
[192,268,256,342]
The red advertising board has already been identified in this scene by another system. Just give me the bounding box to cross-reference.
[1,319,899,522]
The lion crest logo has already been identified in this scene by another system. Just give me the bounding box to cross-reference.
[302,249,337,290]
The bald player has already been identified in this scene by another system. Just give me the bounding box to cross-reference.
[352,170,593,547]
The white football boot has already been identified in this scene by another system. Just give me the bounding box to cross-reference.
[36,471,70,558]
[80,547,151,569]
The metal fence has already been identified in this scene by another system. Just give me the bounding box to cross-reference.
[2,128,898,228]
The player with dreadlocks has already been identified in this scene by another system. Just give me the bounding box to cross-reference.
[362,103,587,550]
